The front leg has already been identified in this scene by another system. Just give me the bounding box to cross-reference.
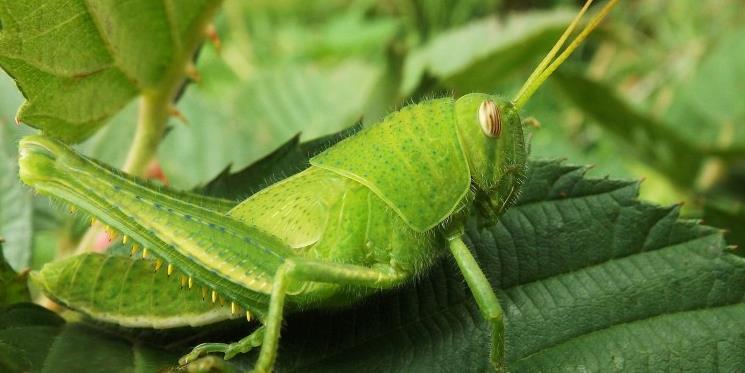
[448,236,505,372]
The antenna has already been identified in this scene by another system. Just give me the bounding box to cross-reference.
[513,0,619,110]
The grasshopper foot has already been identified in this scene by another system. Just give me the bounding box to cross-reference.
[179,326,265,366]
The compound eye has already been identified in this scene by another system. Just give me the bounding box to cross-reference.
[478,100,502,138]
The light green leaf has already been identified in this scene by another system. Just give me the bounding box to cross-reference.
[0,0,222,142]
[0,74,33,270]
[159,61,383,188]
[0,135,32,271]
[665,25,745,156]
[553,70,704,187]
[285,6,398,61]
[401,9,575,96]
[198,122,363,199]
[223,0,396,65]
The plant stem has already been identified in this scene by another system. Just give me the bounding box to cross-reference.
[75,0,224,253]
[122,0,225,175]
[122,92,170,175]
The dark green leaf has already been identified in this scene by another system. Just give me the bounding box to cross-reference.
[0,303,178,373]
[5,156,745,372]
[234,160,744,372]
[185,124,745,370]
[703,197,745,250]
[0,303,64,372]
[0,242,30,305]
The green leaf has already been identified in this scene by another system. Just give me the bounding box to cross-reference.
[173,129,745,370]
[223,1,396,65]
[285,6,398,61]
[703,197,745,250]
[553,70,704,187]
[159,61,383,188]
[0,242,30,305]
[213,159,743,372]
[0,83,33,271]
[6,154,745,371]
[381,0,503,43]
[0,303,179,373]
[0,0,222,142]
[1,70,66,272]
[401,9,575,96]
[198,122,363,199]
[664,25,745,156]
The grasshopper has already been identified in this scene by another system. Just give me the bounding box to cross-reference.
[19,1,617,371]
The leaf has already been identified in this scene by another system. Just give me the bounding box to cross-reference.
[187,129,745,370]
[553,70,704,187]
[0,303,179,373]
[0,242,30,305]
[380,0,503,42]
[0,77,33,271]
[198,122,363,199]
[703,197,745,250]
[212,159,743,372]
[287,6,398,61]
[1,70,66,272]
[159,61,383,188]
[223,1,396,65]
[400,9,575,96]
[0,0,222,142]
[664,25,745,156]
[5,151,745,371]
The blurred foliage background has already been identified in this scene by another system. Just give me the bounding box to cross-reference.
[1,0,744,273]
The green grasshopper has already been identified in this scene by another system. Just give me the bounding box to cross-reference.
[18,1,617,371]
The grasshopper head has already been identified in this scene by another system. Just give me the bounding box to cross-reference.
[454,93,526,208]
[453,0,620,214]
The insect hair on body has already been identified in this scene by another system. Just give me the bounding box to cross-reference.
[19,1,619,372]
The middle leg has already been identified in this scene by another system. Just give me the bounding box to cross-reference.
[252,258,408,372]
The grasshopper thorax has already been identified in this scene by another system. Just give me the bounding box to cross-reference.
[454,93,527,206]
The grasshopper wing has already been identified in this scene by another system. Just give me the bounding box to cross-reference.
[228,168,345,249]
